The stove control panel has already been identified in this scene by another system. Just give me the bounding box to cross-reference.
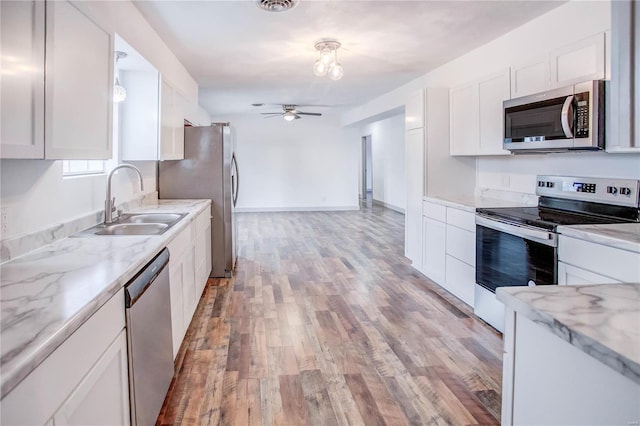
[536,175,640,208]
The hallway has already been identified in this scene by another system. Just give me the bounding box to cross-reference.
[158,205,502,425]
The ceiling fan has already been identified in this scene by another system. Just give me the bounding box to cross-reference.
[258,104,322,121]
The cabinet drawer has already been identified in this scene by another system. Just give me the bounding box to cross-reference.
[166,222,192,261]
[445,255,475,307]
[446,207,476,233]
[559,236,640,283]
[446,224,475,267]
[423,201,446,222]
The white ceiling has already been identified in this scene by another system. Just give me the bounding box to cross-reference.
[134,0,565,116]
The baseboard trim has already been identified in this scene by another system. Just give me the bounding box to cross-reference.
[372,199,405,214]
[235,206,360,213]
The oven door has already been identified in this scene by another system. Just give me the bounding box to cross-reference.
[474,215,558,332]
[475,215,558,291]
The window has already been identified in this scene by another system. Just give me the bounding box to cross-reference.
[62,160,106,177]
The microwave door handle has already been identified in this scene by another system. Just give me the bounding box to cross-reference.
[561,95,574,138]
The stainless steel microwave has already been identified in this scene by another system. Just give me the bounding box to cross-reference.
[503,80,604,153]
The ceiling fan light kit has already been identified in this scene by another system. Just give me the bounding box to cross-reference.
[259,104,322,122]
[313,40,343,80]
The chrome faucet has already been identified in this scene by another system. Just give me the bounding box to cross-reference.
[105,164,144,224]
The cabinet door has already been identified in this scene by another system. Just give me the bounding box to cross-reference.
[449,82,479,156]
[182,247,197,328]
[549,32,605,89]
[405,89,425,130]
[53,331,130,426]
[169,257,185,359]
[510,57,550,98]
[444,255,474,306]
[159,80,185,160]
[405,128,424,265]
[45,0,112,159]
[558,262,622,286]
[121,70,160,161]
[0,0,45,159]
[478,69,511,156]
[608,0,640,152]
[422,216,446,284]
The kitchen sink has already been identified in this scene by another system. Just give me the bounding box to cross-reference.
[118,213,184,225]
[73,213,187,237]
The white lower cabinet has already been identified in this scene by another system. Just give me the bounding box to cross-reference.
[558,234,640,284]
[421,199,476,307]
[167,206,212,359]
[53,331,130,426]
[502,310,640,425]
[1,290,128,426]
[422,216,446,284]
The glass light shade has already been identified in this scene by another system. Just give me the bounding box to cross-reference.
[328,63,344,81]
[283,112,296,121]
[313,59,328,76]
[113,84,127,103]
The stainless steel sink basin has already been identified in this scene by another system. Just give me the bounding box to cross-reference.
[73,213,187,237]
[118,213,184,225]
[95,223,169,235]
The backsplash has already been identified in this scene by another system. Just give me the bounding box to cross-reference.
[0,192,158,263]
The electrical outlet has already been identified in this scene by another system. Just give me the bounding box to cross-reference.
[1,207,8,235]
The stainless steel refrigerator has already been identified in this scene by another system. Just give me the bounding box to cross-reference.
[158,124,238,277]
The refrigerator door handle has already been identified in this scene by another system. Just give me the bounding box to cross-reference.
[231,153,239,207]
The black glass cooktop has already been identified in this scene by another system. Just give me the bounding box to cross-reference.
[476,206,636,231]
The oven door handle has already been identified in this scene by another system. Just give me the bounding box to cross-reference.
[476,215,558,247]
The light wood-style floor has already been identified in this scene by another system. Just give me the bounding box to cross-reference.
[158,202,503,425]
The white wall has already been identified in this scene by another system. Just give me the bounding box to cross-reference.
[360,115,406,211]
[343,1,640,193]
[214,113,360,211]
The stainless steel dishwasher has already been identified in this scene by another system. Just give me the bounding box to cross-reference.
[125,248,174,426]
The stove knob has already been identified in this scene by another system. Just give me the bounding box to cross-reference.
[619,187,632,196]
[538,181,545,187]
[546,182,554,188]
[607,186,618,195]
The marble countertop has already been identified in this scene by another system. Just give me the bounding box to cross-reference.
[557,223,640,254]
[423,194,536,212]
[0,199,211,398]
[497,284,640,385]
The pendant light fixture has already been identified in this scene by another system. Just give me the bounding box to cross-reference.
[113,51,127,103]
[313,40,343,80]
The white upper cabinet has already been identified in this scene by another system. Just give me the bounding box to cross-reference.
[478,69,511,155]
[511,33,606,99]
[44,1,112,159]
[118,35,162,161]
[449,82,479,156]
[0,0,45,159]
[450,69,510,156]
[608,0,640,152]
[549,33,605,89]
[160,79,185,160]
[510,56,550,98]
[405,89,425,130]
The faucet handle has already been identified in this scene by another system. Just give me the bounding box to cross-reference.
[110,197,116,212]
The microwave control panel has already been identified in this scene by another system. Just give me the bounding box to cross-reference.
[574,92,590,138]
[536,175,640,208]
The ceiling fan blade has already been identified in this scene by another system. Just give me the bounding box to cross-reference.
[296,112,322,116]
[263,114,283,119]
[260,112,283,115]
[294,114,301,119]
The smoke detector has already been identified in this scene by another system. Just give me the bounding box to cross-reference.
[255,0,299,12]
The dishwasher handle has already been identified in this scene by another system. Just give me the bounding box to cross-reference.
[125,248,170,308]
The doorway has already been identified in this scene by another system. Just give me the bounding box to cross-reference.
[361,135,373,201]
